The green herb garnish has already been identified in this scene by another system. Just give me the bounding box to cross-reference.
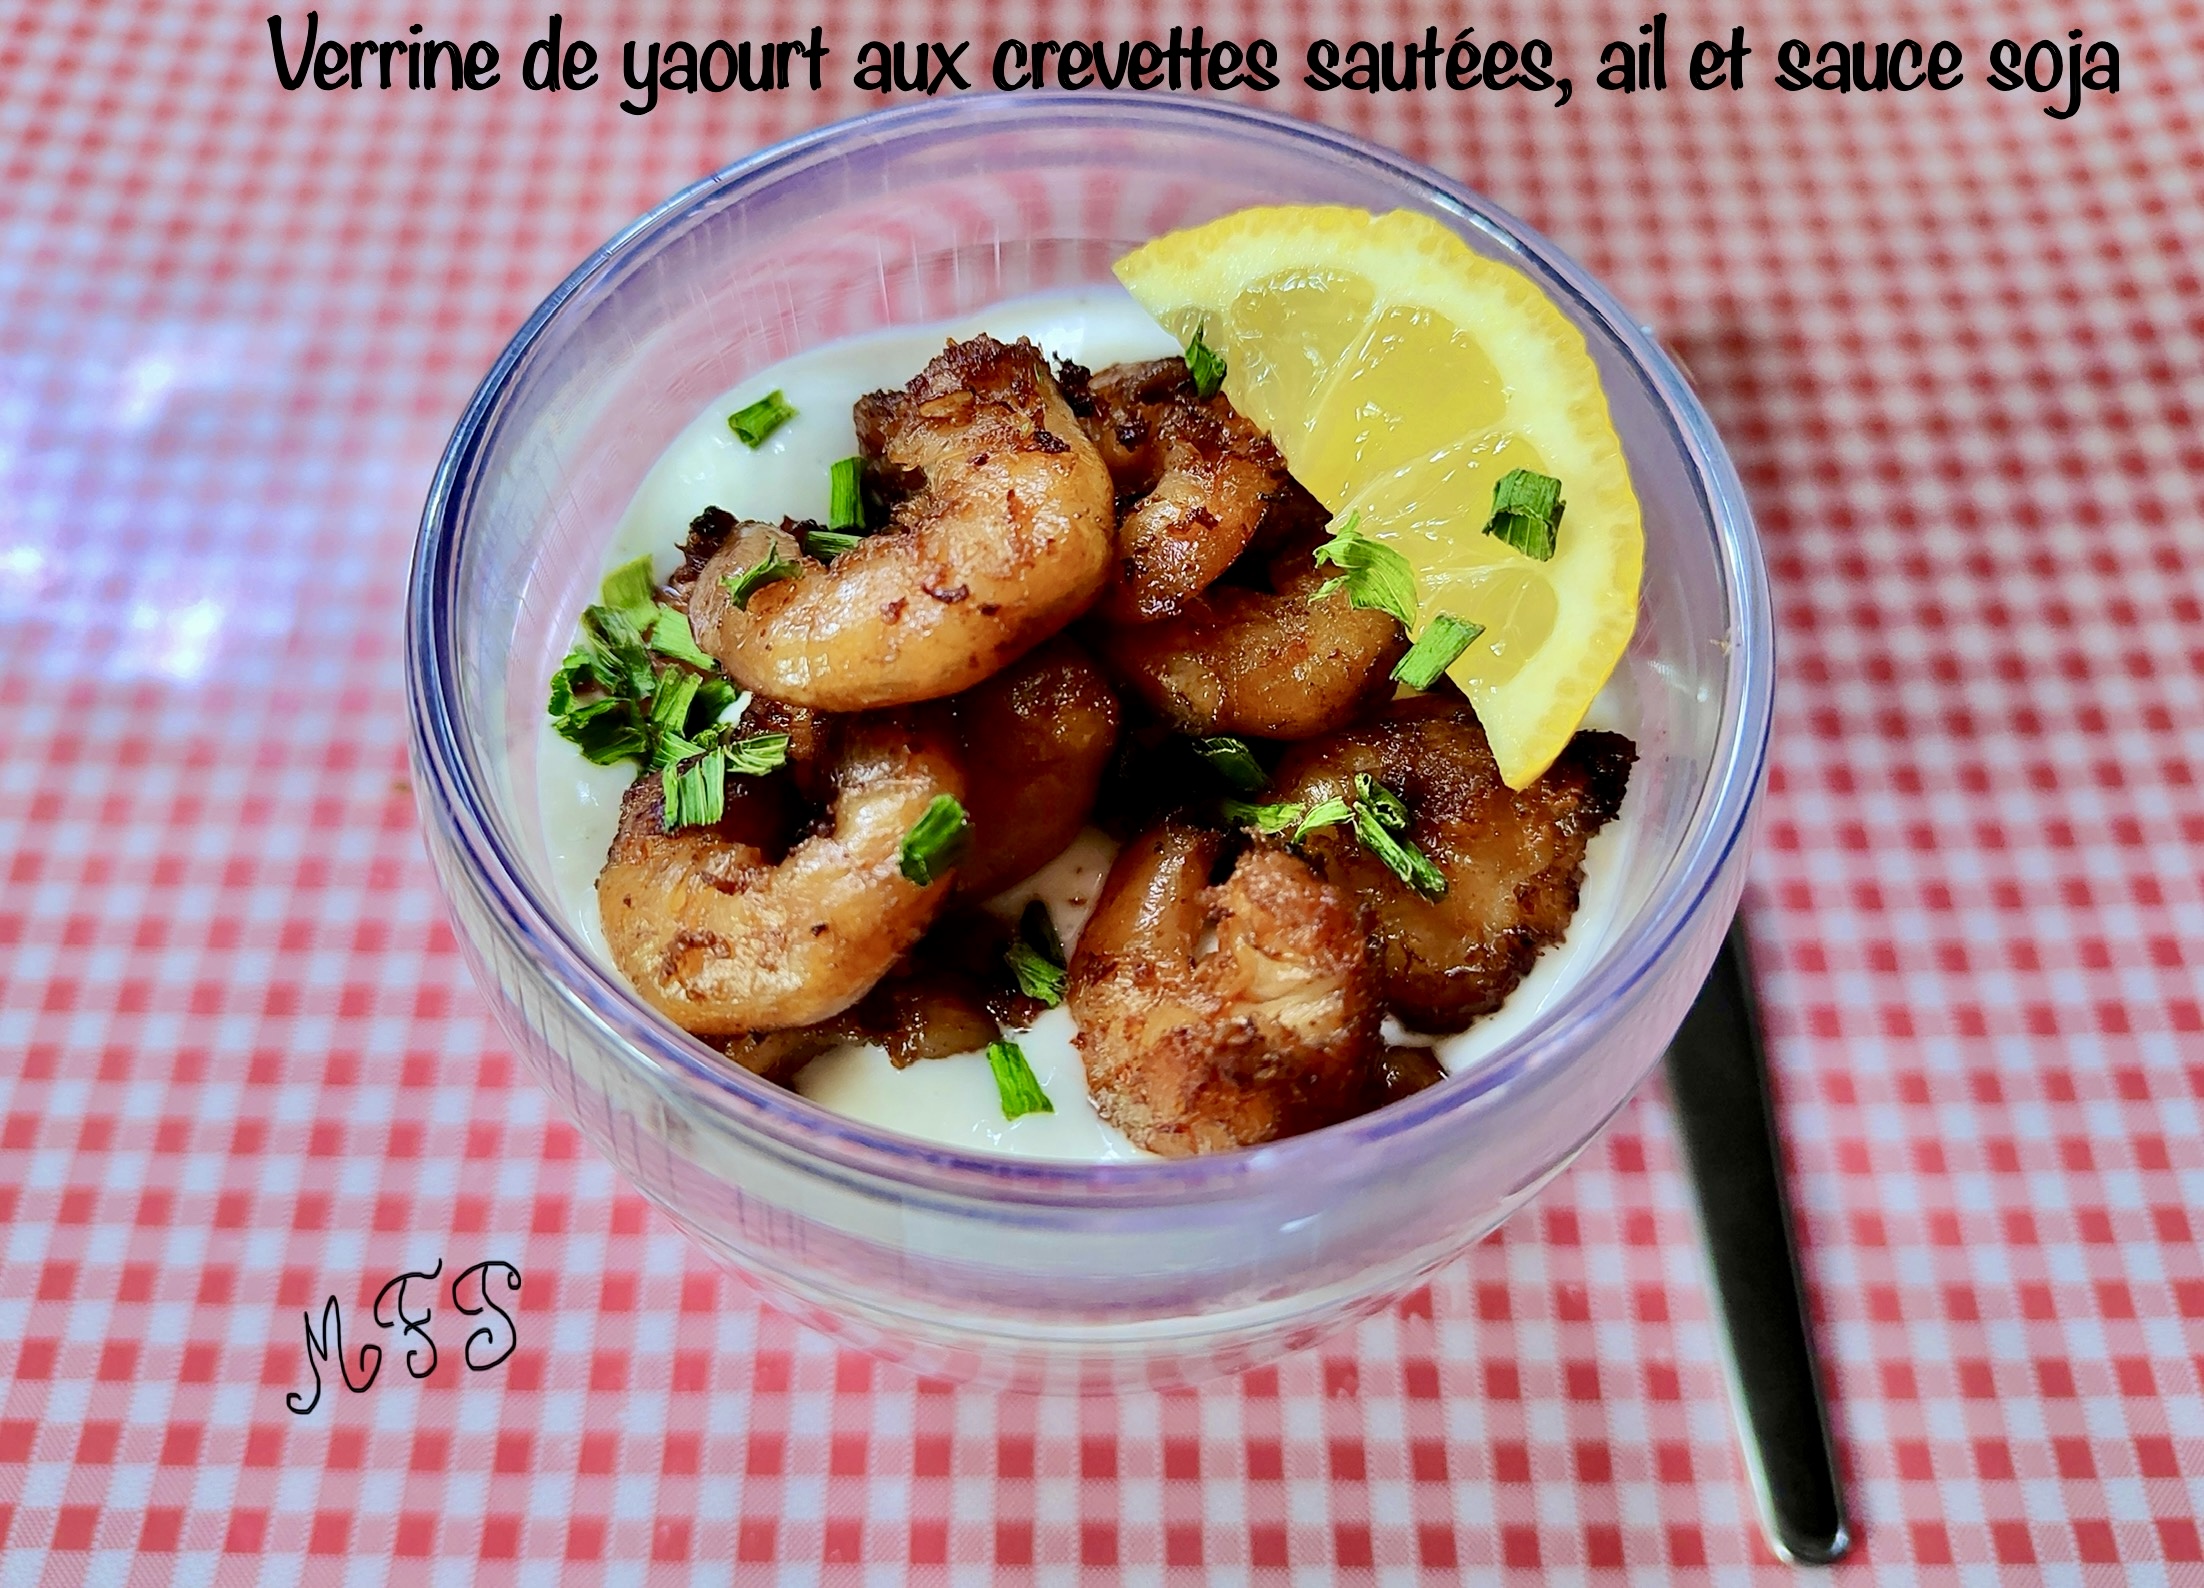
[545,648,593,719]
[1191,735,1267,794]
[1482,468,1565,561]
[1221,798,1309,837]
[721,546,800,610]
[687,674,742,730]
[548,554,744,773]
[546,603,657,764]
[986,1039,1055,1120]
[897,794,970,886]
[1004,900,1068,1007]
[727,390,797,448]
[642,604,715,670]
[1336,773,1447,899]
[576,604,658,698]
[549,636,722,771]
[827,456,867,532]
[1184,324,1227,400]
[660,749,726,831]
[598,554,659,618]
[1352,772,1410,833]
[551,696,650,767]
[1352,800,1449,899]
[1296,773,1448,898]
[1391,613,1485,690]
[1311,512,1418,631]
[719,731,790,777]
[1293,796,1353,841]
[657,732,789,832]
[648,667,702,738]
[804,527,866,562]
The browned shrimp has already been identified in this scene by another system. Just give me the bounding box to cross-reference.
[1270,697,1635,1033]
[831,903,1066,1064]
[714,1029,844,1085]
[1370,1046,1446,1107]
[1099,534,1409,740]
[659,504,740,616]
[842,956,1004,1067]
[951,636,1120,898]
[597,712,966,1036]
[1060,358,1289,622]
[1066,822,1383,1156]
[715,909,1038,1077]
[693,337,1114,710]
[662,508,838,794]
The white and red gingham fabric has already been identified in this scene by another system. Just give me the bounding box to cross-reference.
[2,1,2200,1579]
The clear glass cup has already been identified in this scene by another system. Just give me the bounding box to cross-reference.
[406,96,1772,1390]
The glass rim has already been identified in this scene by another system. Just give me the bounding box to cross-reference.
[405,93,1775,1207]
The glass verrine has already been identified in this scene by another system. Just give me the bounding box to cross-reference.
[407,96,1772,1389]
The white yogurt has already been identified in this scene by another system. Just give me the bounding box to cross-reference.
[535,285,1640,1163]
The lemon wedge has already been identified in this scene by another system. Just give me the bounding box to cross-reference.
[1114,205,1642,788]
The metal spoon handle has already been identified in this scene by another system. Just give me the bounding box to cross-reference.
[1663,922,1850,1564]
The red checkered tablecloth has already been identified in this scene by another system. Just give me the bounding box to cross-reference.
[2,1,2200,1579]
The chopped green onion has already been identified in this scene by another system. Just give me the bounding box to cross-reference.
[691,675,742,727]
[1184,324,1227,400]
[1192,735,1267,794]
[1293,796,1354,841]
[690,750,727,827]
[553,697,648,767]
[648,668,701,733]
[721,547,799,610]
[1292,771,1449,898]
[720,732,790,777]
[1353,773,1410,834]
[827,456,867,532]
[1004,900,1068,1007]
[727,390,797,448]
[1482,468,1565,561]
[1352,799,1448,899]
[804,527,866,562]
[1221,798,1308,837]
[546,646,596,717]
[550,563,741,776]
[1310,512,1418,631]
[658,728,792,834]
[661,747,729,831]
[897,794,970,886]
[644,603,717,670]
[598,554,658,619]
[657,677,741,768]
[645,673,708,769]
[1391,612,1485,690]
[657,734,705,769]
[577,605,658,697]
[986,1039,1054,1120]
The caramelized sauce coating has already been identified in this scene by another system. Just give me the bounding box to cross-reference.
[1272,697,1634,1032]
[1068,822,1383,1155]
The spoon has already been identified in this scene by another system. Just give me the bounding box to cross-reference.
[1663,920,1850,1563]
